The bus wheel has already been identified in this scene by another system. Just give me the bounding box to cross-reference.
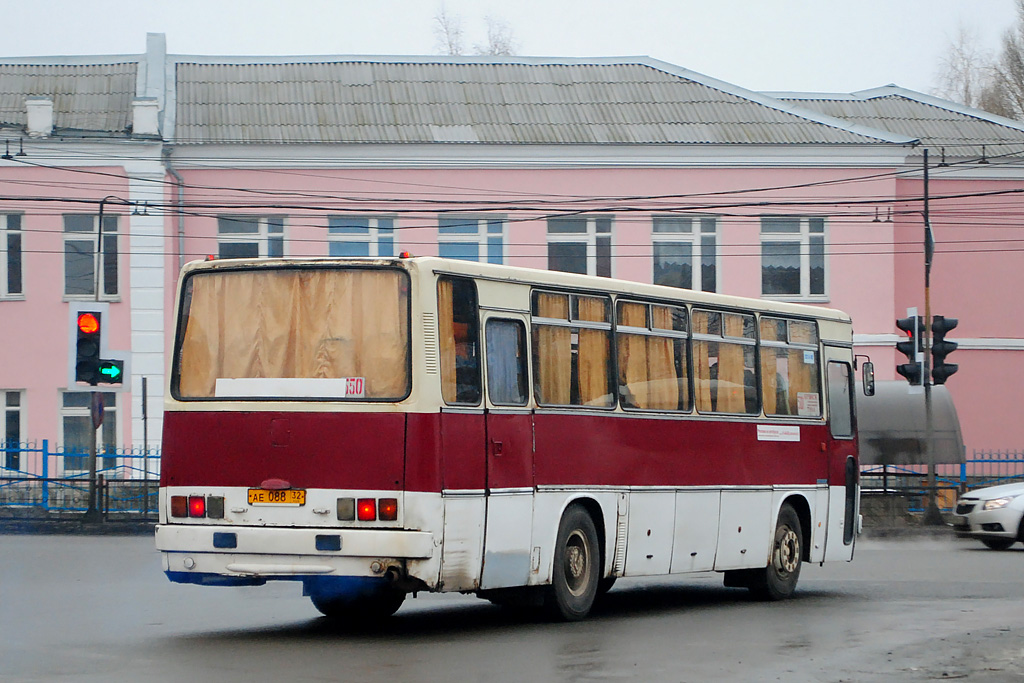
[547,505,600,621]
[310,588,405,620]
[750,504,802,601]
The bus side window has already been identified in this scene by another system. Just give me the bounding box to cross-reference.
[438,277,481,405]
[827,361,854,439]
[485,319,528,406]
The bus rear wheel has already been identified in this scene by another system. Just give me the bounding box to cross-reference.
[547,504,600,621]
[310,588,405,620]
[750,504,803,601]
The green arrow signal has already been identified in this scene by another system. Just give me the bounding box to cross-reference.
[99,362,122,381]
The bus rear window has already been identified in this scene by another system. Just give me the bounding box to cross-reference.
[173,267,410,400]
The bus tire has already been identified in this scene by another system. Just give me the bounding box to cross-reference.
[547,504,600,621]
[750,504,802,601]
[310,588,405,620]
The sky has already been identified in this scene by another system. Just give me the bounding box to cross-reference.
[0,0,1019,94]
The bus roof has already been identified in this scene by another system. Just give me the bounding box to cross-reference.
[180,255,853,325]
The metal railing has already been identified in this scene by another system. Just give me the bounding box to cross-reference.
[0,440,160,517]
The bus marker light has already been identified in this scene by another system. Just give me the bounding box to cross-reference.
[337,497,355,521]
[357,498,376,521]
[206,496,225,519]
[379,498,398,521]
[189,495,206,518]
[170,496,188,518]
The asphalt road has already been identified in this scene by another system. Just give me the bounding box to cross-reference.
[1,532,1023,682]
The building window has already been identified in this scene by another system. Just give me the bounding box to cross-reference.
[60,392,117,471]
[217,216,285,259]
[64,214,118,297]
[761,216,826,299]
[652,215,717,292]
[2,390,24,471]
[1,215,22,298]
[438,216,504,263]
[328,216,395,257]
[547,217,612,277]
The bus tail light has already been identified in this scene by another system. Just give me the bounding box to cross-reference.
[189,495,206,518]
[379,498,398,521]
[337,497,355,521]
[357,498,376,521]
[170,496,188,518]
[206,496,225,519]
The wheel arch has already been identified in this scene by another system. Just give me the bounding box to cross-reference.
[559,495,609,579]
[779,493,813,563]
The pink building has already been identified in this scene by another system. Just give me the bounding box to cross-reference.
[0,33,1021,473]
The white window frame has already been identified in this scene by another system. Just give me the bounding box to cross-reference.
[437,215,505,264]
[0,214,23,299]
[760,216,828,301]
[63,214,119,300]
[217,215,286,259]
[651,215,719,292]
[327,216,396,257]
[2,389,25,473]
[546,216,613,277]
[58,391,119,473]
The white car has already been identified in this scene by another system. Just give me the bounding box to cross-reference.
[954,482,1024,550]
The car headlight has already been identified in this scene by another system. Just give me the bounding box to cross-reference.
[983,496,1017,511]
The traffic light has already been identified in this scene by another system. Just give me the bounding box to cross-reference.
[67,302,128,391]
[896,315,924,385]
[75,310,102,385]
[931,316,959,385]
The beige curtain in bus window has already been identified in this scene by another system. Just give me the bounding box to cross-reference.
[437,279,457,404]
[534,293,571,404]
[576,296,611,406]
[693,310,713,412]
[788,348,818,415]
[716,313,747,413]
[617,302,648,408]
[760,319,782,415]
[178,269,408,398]
[648,305,681,410]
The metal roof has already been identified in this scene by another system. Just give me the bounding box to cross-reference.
[173,59,910,146]
[772,86,1024,159]
[0,62,138,134]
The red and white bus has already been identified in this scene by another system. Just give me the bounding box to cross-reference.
[156,255,868,620]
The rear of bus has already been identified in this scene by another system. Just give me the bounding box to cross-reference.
[156,258,434,617]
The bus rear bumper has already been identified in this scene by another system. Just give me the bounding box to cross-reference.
[156,523,434,585]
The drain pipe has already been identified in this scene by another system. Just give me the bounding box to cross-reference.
[162,146,186,273]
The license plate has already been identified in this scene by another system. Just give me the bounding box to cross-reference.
[248,488,306,506]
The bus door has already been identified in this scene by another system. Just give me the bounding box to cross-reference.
[822,346,858,562]
[437,277,487,592]
[479,314,536,590]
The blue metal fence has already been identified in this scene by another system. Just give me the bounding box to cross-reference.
[0,440,160,515]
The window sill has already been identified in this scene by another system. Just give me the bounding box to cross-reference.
[0,295,26,302]
[63,295,122,303]
[761,294,830,304]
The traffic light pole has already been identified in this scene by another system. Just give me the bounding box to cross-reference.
[922,150,942,526]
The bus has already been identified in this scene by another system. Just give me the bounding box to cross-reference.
[156,255,870,621]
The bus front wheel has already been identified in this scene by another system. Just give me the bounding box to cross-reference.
[547,504,600,621]
[750,504,803,601]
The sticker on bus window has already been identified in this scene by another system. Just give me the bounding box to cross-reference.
[344,377,365,397]
[803,350,815,364]
[757,424,801,442]
[797,392,820,416]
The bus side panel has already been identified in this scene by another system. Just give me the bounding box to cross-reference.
[533,413,830,487]
[161,410,405,490]
[404,413,443,493]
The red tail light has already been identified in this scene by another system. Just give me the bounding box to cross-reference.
[357,498,376,521]
[379,498,398,521]
[188,495,206,518]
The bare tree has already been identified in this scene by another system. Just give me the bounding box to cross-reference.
[473,16,519,56]
[934,24,995,108]
[434,4,465,56]
[990,0,1024,119]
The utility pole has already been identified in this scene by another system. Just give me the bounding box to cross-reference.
[922,150,942,525]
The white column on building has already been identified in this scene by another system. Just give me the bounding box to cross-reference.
[125,163,166,452]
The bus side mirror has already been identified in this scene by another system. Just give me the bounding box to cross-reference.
[861,361,875,397]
